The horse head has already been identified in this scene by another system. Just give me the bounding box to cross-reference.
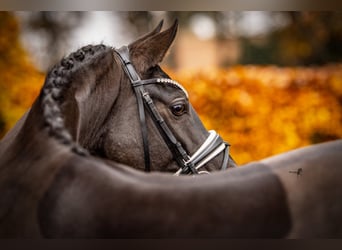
[28,20,237,174]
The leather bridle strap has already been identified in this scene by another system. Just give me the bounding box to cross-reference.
[141,91,198,174]
[115,46,151,171]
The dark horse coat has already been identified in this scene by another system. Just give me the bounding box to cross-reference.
[0,20,341,238]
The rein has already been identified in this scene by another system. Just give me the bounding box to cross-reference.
[114,46,230,175]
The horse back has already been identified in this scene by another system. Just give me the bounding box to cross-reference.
[260,140,342,237]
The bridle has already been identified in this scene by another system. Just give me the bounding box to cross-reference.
[114,46,230,175]
[114,46,231,175]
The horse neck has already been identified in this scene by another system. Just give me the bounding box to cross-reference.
[0,44,120,168]
[56,45,120,151]
[0,99,75,237]
[35,45,117,153]
[0,45,115,185]
[0,97,71,171]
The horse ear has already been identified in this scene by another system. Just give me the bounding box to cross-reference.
[129,20,178,71]
[132,20,164,44]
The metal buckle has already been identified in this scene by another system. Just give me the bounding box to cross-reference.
[174,130,228,176]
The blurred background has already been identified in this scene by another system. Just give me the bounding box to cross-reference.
[0,11,341,164]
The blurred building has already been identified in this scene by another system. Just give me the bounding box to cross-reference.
[174,29,241,70]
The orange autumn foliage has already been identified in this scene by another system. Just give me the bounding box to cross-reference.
[168,65,342,164]
[0,12,44,137]
[1,12,341,165]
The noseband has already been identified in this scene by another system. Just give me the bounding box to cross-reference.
[114,46,230,175]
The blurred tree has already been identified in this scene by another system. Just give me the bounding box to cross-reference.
[118,11,154,36]
[1,11,341,162]
[12,11,342,70]
[239,12,342,65]
[18,12,85,71]
[170,65,342,164]
[0,12,43,137]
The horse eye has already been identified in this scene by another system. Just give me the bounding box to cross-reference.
[170,103,186,116]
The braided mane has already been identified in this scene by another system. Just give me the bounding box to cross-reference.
[40,44,109,156]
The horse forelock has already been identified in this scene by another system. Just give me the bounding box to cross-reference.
[40,44,110,156]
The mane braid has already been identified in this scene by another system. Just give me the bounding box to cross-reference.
[40,44,108,156]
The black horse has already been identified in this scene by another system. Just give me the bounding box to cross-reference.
[0,20,341,238]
